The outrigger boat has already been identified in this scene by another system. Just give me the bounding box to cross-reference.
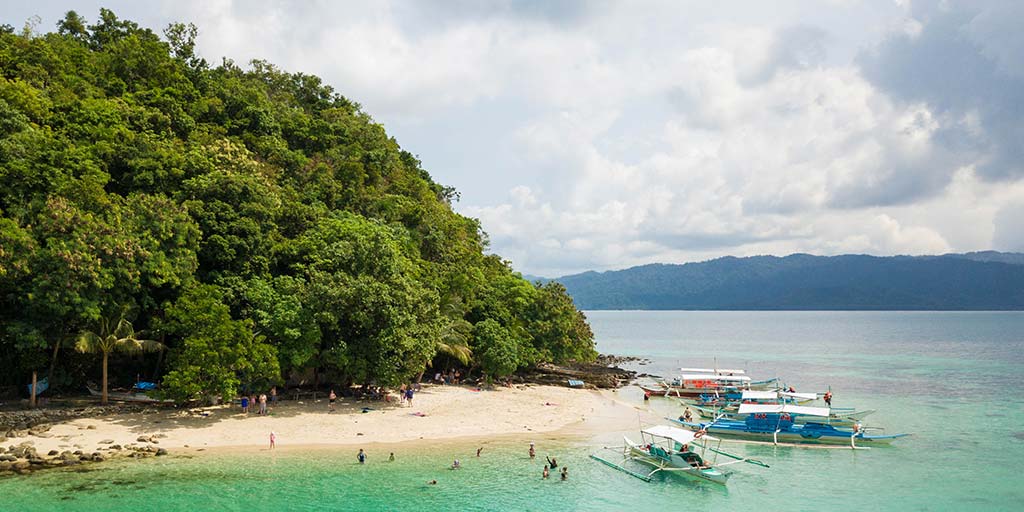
[670,404,910,448]
[682,389,821,407]
[680,390,875,426]
[639,374,780,397]
[590,424,769,484]
[684,403,875,428]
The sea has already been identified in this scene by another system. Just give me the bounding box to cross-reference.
[1,311,1022,511]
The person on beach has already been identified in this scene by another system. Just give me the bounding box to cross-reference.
[389,452,395,462]
[560,467,568,480]
[406,387,414,405]
[329,390,337,412]
[542,464,549,479]
[259,393,267,415]
[241,395,249,414]
[399,384,407,405]
[270,386,277,406]
[476,447,482,457]
[358,449,367,464]
[824,391,833,406]
[529,442,535,459]
[683,408,693,422]
[546,456,558,469]
[269,431,276,449]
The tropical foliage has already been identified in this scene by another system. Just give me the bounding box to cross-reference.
[0,10,595,402]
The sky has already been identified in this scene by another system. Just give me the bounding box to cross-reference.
[7,1,1024,276]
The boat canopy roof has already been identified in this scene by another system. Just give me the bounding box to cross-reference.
[779,391,820,401]
[680,374,752,382]
[740,390,820,401]
[740,390,779,400]
[737,404,831,417]
[679,367,745,375]
[643,425,718,444]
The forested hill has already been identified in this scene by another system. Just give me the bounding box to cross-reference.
[550,252,1024,310]
[0,10,595,401]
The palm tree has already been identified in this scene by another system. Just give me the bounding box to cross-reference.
[435,315,473,367]
[76,316,165,404]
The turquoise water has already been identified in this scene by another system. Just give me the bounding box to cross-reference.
[2,311,1023,511]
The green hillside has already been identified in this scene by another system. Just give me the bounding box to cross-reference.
[554,253,1024,310]
[0,10,594,402]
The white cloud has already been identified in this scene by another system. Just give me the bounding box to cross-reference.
[15,1,1019,276]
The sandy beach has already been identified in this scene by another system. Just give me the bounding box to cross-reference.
[1,385,641,457]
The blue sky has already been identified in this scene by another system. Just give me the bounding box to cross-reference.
[8,1,1024,276]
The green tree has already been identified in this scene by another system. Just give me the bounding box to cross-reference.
[473,319,520,379]
[159,284,279,403]
[76,315,165,403]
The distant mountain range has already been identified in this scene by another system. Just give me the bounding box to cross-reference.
[533,251,1024,310]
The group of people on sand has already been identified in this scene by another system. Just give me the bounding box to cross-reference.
[241,387,277,415]
[433,369,462,385]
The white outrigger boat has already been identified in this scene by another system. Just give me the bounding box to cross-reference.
[639,374,780,397]
[590,425,769,484]
[681,390,875,426]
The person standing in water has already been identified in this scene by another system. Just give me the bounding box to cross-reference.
[542,464,549,479]
[389,452,395,462]
[546,456,558,469]
[560,467,568,480]
[476,447,483,457]
[529,442,535,459]
[329,390,337,412]
[357,449,367,464]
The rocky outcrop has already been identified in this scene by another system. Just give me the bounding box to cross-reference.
[521,355,640,389]
[0,405,153,435]
[0,440,168,477]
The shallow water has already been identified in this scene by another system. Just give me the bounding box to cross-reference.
[2,311,1022,511]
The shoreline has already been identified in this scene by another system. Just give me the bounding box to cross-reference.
[1,384,642,475]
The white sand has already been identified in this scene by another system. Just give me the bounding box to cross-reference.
[1,385,640,455]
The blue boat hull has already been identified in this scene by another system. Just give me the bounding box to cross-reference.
[669,416,909,445]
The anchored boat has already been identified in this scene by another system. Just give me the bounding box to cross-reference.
[590,424,769,484]
[639,374,780,397]
[680,390,875,426]
[670,404,909,448]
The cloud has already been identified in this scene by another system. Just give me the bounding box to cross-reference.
[12,1,1020,276]
[857,0,1024,181]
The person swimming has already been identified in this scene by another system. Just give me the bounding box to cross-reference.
[451,459,461,469]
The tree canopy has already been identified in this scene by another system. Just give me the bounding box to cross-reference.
[0,10,595,402]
